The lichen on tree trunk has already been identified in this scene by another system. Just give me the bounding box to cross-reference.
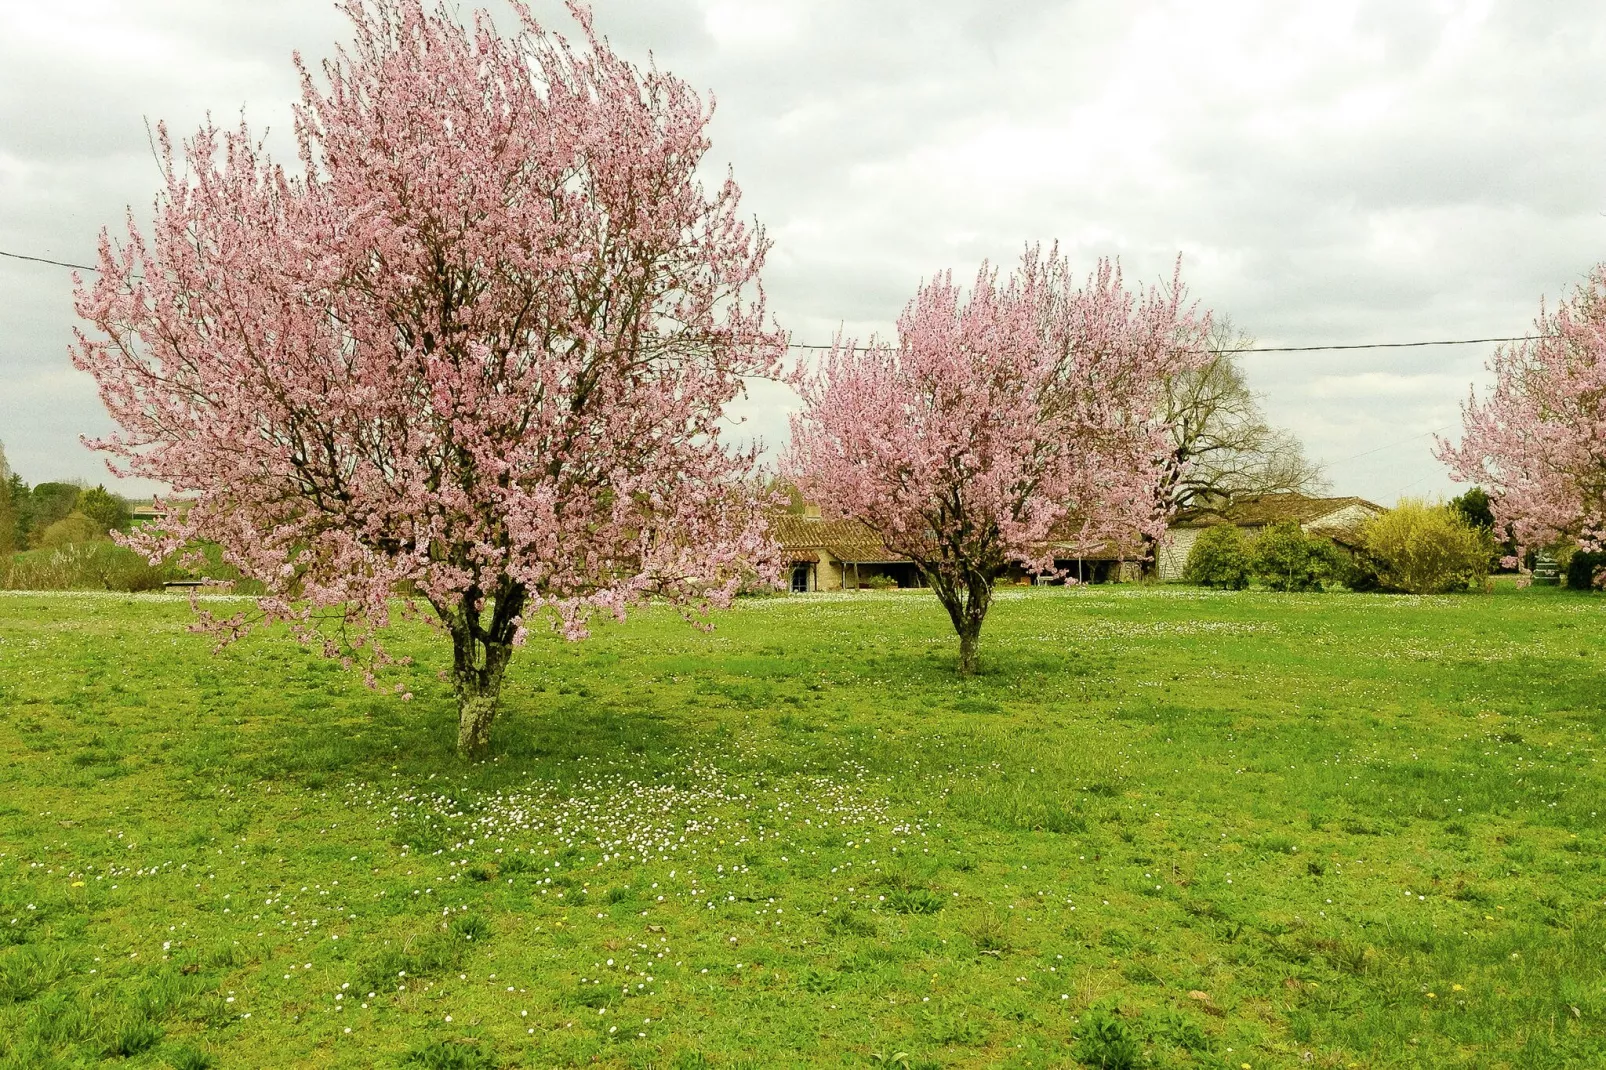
[456,686,501,759]
[444,580,526,760]
[957,625,981,676]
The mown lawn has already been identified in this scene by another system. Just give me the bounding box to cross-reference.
[0,583,1603,1069]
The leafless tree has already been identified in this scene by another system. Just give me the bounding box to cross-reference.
[1159,320,1328,516]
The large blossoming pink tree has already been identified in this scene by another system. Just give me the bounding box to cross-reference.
[1439,265,1606,583]
[784,248,1209,674]
[73,0,784,757]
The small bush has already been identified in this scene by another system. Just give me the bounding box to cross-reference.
[38,512,107,550]
[1359,499,1493,594]
[1330,547,1383,592]
[1183,525,1251,589]
[77,486,132,534]
[3,541,171,592]
[1565,550,1606,591]
[1250,522,1335,592]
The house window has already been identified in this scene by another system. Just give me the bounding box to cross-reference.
[791,565,810,593]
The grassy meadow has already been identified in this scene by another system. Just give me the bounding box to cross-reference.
[0,583,1603,1068]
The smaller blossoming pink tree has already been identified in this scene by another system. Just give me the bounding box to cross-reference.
[1439,265,1606,584]
[784,247,1209,674]
[72,0,784,756]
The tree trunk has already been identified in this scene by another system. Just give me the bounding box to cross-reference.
[957,622,981,676]
[453,638,511,759]
[926,564,995,677]
[444,580,526,760]
[1138,530,1160,582]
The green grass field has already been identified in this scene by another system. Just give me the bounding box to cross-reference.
[1,583,1603,1068]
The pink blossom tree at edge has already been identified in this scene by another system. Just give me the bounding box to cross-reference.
[1438,265,1606,586]
[72,0,784,757]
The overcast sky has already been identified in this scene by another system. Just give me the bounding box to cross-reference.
[4,0,1604,503]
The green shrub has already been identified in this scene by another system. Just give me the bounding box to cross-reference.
[1310,539,1374,591]
[1565,550,1606,591]
[1451,485,1516,566]
[1359,500,1492,594]
[1250,521,1334,592]
[37,512,107,550]
[1182,525,1251,589]
[77,485,132,534]
[3,541,170,592]
[1449,486,1495,531]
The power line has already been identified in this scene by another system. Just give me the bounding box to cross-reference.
[1239,337,1527,353]
[0,245,1533,354]
[0,249,100,272]
[1329,425,1451,466]
[790,336,1531,353]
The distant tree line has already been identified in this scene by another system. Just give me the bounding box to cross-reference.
[0,444,132,553]
[0,441,165,591]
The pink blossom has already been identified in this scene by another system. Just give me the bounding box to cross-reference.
[72,0,783,755]
[1439,265,1606,585]
[784,246,1209,673]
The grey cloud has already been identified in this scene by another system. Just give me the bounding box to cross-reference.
[4,0,1606,504]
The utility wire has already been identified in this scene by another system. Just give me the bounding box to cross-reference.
[0,249,101,272]
[1239,337,1527,353]
[1329,426,1451,466]
[789,336,1531,353]
[0,246,1533,355]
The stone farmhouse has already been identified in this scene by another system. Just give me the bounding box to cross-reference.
[1155,493,1387,582]
[770,506,1138,592]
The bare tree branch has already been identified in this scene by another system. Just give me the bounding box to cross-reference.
[1159,318,1328,516]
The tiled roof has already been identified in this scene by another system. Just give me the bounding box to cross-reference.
[1173,493,1385,530]
[1042,516,1137,560]
[767,513,907,563]
[768,511,1134,562]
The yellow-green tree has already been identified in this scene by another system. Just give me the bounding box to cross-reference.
[1360,499,1492,594]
